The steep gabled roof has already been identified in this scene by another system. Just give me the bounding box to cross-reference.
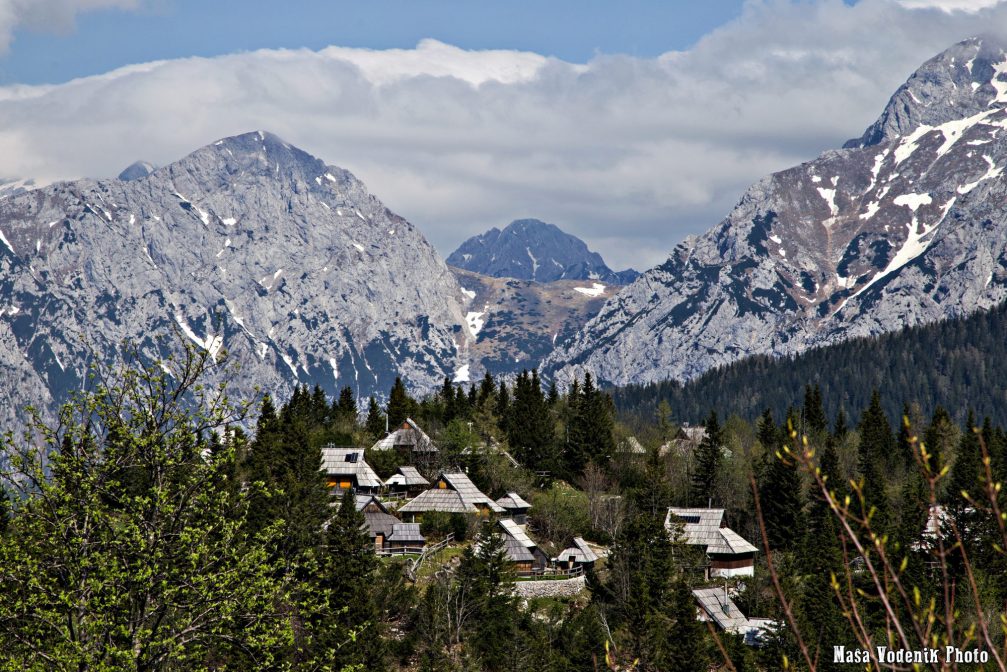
[362,510,399,539]
[666,507,757,556]
[370,417,437,452]
[320,446,383,489]
[399,472,505,514]
[715,527,758,555]
[495,492,532,510]
[386,465,431,488]
[556,537,599,563]
[676,425,708,443]
[354,494,389,513]
[499,518,536,548]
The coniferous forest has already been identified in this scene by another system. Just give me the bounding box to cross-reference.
[2,341,1007,671]
[613,301,1007,429]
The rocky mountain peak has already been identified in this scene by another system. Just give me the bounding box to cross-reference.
[0,130,468,432]
[447,218,639,284]
[846,35,1007,148]
[546,38,1007,388]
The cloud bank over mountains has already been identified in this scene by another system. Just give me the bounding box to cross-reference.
[0,0,1006,268]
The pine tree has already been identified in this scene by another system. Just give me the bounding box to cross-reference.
[857,391,892,533]
[759,409,805,551]
[691,410,724,506]
[478,371,496,406]
[334,386,357,428]
[386,377,412,429]
[321,489,384,670]
[833,407,848,441]
[365,395,386,440]
[803,384,828,437]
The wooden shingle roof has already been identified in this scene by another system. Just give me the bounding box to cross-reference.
[399,472,505,514]
[666,507,757,555]
[495,492,532,510]
[362,510,399,538]
[385,465,431,488]
[388,523,425,543]
[556,537,599,563]
[370,418,438,452]
[320,446,383,489]
[692,588,751,633]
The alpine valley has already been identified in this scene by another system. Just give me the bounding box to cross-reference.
[4,36,1007,428]
[0,133,623,429]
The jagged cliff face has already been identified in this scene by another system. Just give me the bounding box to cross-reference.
[546,36,1007,387]
[447,218,639,284]
[451,267,621,379]
[0,131,468,429]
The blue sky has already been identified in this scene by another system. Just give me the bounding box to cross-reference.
[1,1,754,85]
[0,0,1002,269]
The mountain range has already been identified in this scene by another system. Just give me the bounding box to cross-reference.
[3,37,1007,428]
[545,36,1007,387]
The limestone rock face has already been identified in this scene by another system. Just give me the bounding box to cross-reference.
[546,37,1007,387]
[0,131,468,430]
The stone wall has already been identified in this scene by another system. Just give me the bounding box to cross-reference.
[513,575,586,599]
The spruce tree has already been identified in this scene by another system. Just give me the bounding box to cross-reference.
[321,489,384,670]
[857,391,892,533]
[494,380,510,434]
[567,373,616,475]
[758,409,805,550]
[478,371,496,406]
[833,407,848,441]
[386,376,412,428]
[365,396,386,440]
[334,386,357,428]
[924,406,956,474]
[798,437,850,670]
[506,370,557,473]
[896,402,914,470]
[948,411,981,544]
[803,384,828,437]
[457,523,517,671]
[440,376,455,424]
[546,380,559,406]
[691,410,724,506]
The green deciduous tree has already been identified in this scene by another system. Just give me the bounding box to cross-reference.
[0,346,307,670]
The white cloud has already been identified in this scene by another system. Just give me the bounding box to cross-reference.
[896,0,1005,12]
[0,0,141,52]
[0,0,1005,270]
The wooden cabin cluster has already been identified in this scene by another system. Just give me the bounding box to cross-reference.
[320,419,598,575]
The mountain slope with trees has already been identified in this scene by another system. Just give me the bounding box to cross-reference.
[613,301,1007,427]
